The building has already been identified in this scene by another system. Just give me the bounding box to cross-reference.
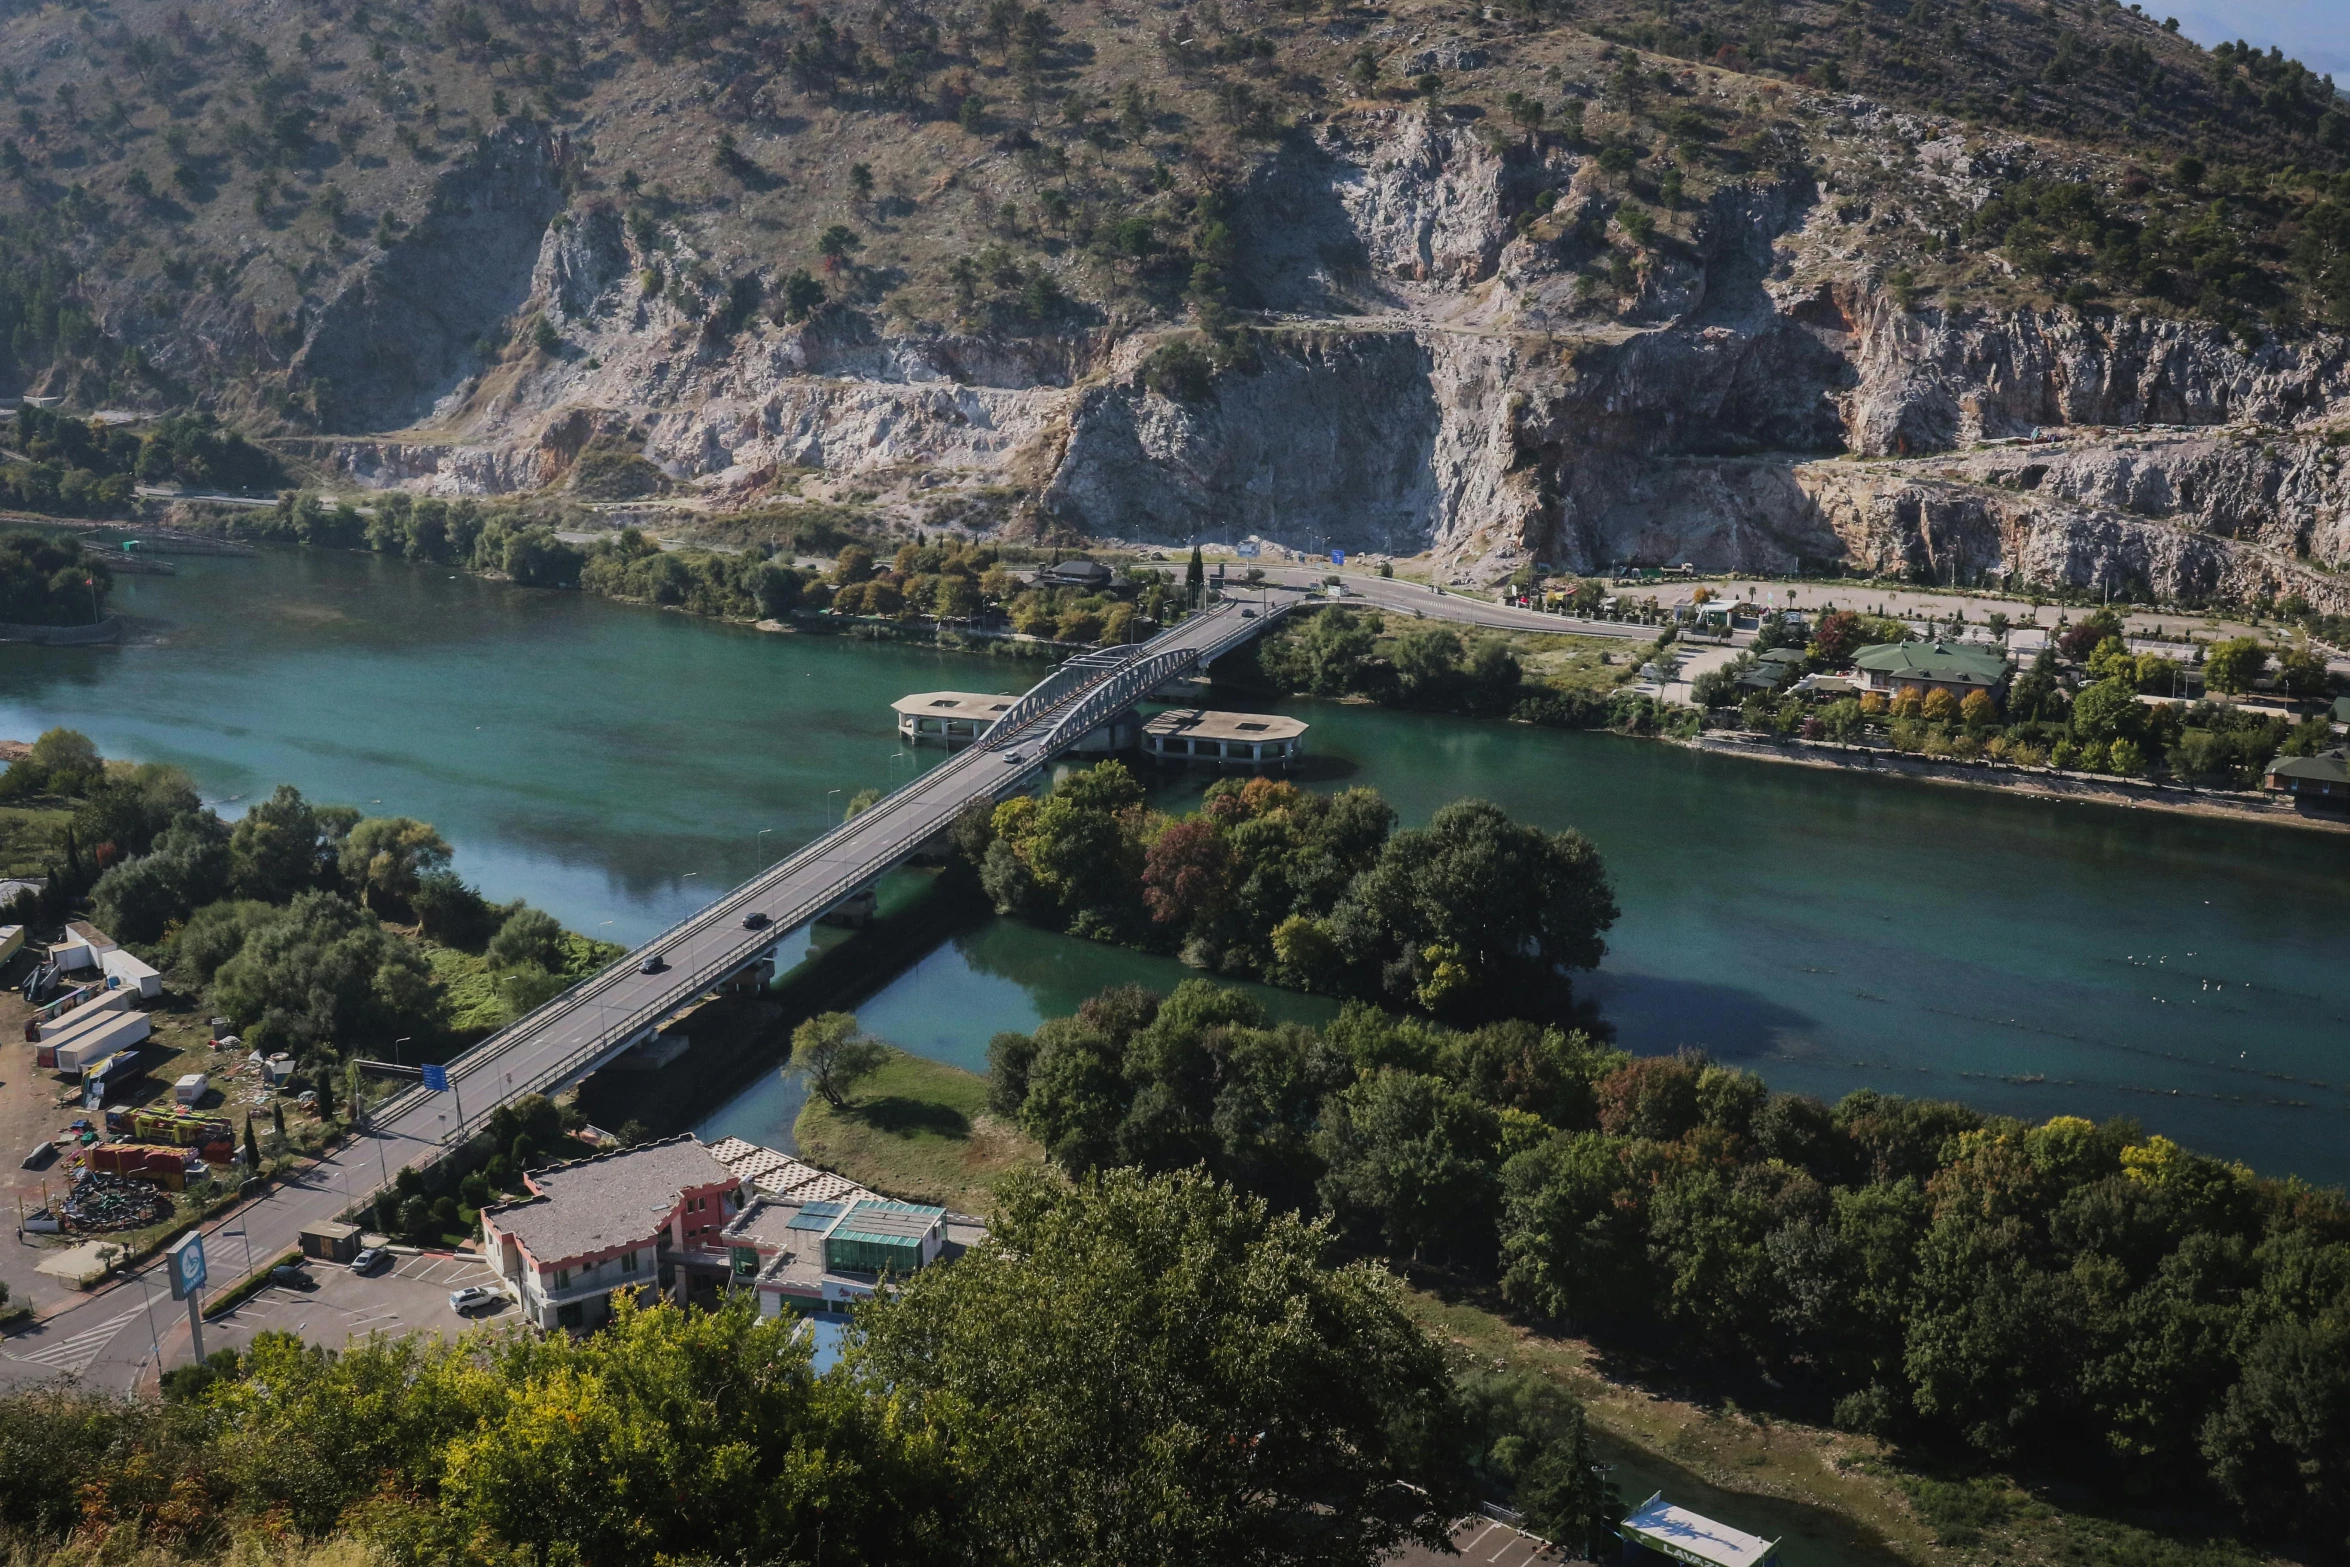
[1736,647,1809,692]
[1385,1510,1569,1567]
[1850,639,2012,702]
[892,691,1015,747]
[721,1191,982,1318]
[1036,557,1116,592]
[1618,1492,1778,1567]
[480,1135,744,1330]
[2265,748,2349,802]
[1141,708,1308,768]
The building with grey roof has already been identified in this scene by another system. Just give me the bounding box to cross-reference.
[480,1134,743,1331]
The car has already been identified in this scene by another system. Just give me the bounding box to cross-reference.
[1002,750,1024,764]
[350,1247,390,1275]
[270,1262,312,1288]
[449,1285,500,1316]
[742,911,771,930]
[639,953,667,975]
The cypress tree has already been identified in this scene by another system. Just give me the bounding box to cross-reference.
[242,1118,261,1169]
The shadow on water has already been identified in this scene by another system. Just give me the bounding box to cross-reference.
[1581,972,1820,1060]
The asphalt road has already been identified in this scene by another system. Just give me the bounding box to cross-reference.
[1251,568,1657,641]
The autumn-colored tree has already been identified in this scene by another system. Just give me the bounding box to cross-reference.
[1141,818,1234,930]
[1959,689,1997,727]
[1921,687,1961,724]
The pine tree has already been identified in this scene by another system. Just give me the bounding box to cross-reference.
[1186,545,1205,607]
[242,1118,261,1169]
[314,1069,337,1123]
[272,1101,287,1141]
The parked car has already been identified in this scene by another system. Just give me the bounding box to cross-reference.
[350,1247,390,1276]
[449,1285,499,1316]
[741,911,771,930]
[270,1262,312,1288]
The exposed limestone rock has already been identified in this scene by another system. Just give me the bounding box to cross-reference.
[297,98,2348,606]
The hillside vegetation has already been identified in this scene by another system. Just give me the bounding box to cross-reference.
[0,0,2342,421]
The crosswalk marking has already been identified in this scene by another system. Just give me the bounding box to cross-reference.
[2,1306,148,1376]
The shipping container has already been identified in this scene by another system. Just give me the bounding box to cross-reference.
[35,988,131,1040]
[53,1009,152,1074]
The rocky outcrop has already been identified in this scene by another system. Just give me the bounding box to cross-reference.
[293,126,567,433]
[290,97,2348,604]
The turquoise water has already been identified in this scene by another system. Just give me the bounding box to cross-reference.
[6,546,2347,1185]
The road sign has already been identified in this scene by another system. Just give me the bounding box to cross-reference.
[167,1230,206,1301]
[1330,550,1345,565]
[421,1063,450,1092]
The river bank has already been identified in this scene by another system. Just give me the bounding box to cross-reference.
[1689,731,2350,834]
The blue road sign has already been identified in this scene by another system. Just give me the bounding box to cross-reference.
[1330,550,1345,565]
[168,1230,206,1300]
[421,1063,450,1092]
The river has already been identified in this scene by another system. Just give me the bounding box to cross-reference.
[5,546,2347,1187]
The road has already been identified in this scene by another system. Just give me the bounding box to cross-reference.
[1252,568,1658,641]
[0,598,1282,1394]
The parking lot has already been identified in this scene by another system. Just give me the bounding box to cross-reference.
[202,1248,516,1357]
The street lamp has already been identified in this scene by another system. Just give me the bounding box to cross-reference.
[755,828,774,868]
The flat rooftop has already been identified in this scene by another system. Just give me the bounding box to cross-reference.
[1142,708,1307,742]
[708,1136,875,1206]
[488,1135,735,1263]
[833,1199,944,1243]
[891,691,1015,719]
[1620,1494,1777,1567]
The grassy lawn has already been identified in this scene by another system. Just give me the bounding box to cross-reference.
[1357,611,1644,698]
[0,801,70,879]
[791,1048,1040,1217]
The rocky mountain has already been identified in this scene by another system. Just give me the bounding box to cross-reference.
[1,0,2345,600]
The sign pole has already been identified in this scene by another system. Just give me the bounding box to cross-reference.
[184,1287,205,1364]
[167,1231,208,1369]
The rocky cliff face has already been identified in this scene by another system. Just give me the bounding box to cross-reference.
[305,98,2348,605]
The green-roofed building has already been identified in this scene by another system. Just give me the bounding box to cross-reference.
[824,1199,948,1276]
[1850,639,2013,701]
[2264,749,2350,802]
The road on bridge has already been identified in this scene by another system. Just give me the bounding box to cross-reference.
[1,597,1282,1393]
[1251,567,1660,641]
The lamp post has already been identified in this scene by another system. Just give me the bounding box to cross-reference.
[755,828,773,868]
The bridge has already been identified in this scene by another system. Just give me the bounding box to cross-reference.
[357,594,1293,1173]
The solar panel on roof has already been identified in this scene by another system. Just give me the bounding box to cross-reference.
[787,1201,845,1231]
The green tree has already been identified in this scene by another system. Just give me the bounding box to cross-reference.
[855,1167,1475,1567]
[2068,677,2146,746]
[211,891,441,1056]
[792,1011,886,1107]
[1315,1070,1500,1264]
[817,224,863,273]
[229,784,334,902]
[2204,636,2269,695]
[486,905,564,971]
[1337,799,1618,1015]
[338,816,452,911]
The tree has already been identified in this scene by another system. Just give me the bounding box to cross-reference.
[1959,689,1997,727]
[229,784,333,902]
[1337,799,1618,1016]
[817,224,863,273]
[855,1167,1474,1567]
[211,891,441,1056]
[486,906,564,971]
[1185,544,1205,599]
[1315,1070,1500,1264]
[792,1011,886,1107]
[243,1117,261,1170]
[1921,687,1960,724]
[2277,642,2329,700]
[338,816,452,912]
[2069,677,2146,746]
[2205,637,2269,695]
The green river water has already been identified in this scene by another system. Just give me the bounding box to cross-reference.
[6,547,2348,1188]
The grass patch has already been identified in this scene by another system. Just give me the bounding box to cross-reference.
[0,800,70,878]
[426,944,508,1033]
[1360,611,1642,698]
[792,1047,1041,1217]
